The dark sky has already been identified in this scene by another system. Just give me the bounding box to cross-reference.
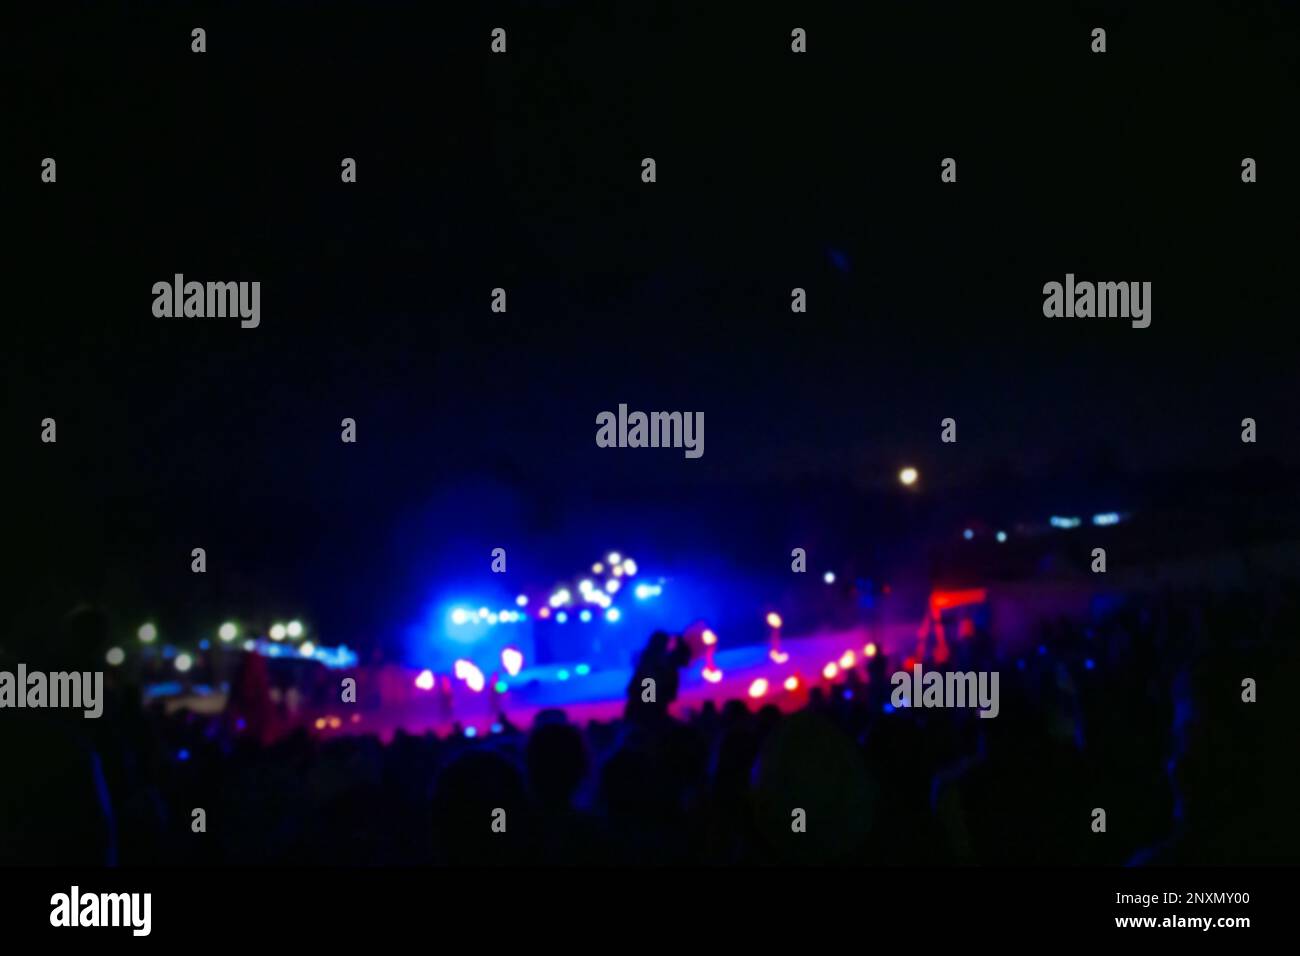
[7,2,1299,641]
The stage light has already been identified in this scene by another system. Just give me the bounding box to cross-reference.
[608,552,622,566]
[516,594,528,607]
[219,622,238,642]
[177,749,190,762]
[701,629,717,646]
[451,608,468,625]
[1049,516,1081,530]
[491,722,504,734]
[765,612,783,629]
[199,639,211,650]
[592,562,604,574]
[464,726,478,738]
[823,571,835,584]
[579,579,594,593]
[864,642,878,658]
[270,623,287,641]
[502,647,523,676]
[138,623,158,644]
[612,565,625,577]
[315,718,327,730]
[175,653,193,673]
[1084,659,1096,670]
[605,578,621,593]
[243,640,256,652]
[823,662,840,680]
[556,611,568,624]
[963,528,974,540]
[557,669,570,681]
[575,663,591,676]
[1092,512,1120,526]
[634,583,662,600]
[328,717,342,729]
[549,589,571,608]
[478,607,490,619]
[899,466,919,487]
[299,642,316,657]
[465,668,485,693]
[539,607,551,619]
[839,650,856,669]
[580,609,592,623]
[748,678,769,699]
[106,647,125,666]
[487,612,499,625]
[415,669,435,691]
[996,531,1008,543]
[494,680,508,693]
[769,649,789,664]
[784,676,800,692]
[622,559,637,576]
[287,620,304,638]
[702,666,723,683]
[605,608,621,623]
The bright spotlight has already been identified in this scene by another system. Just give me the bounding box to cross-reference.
[701,629,717,646]
[592,562,604,574]
[823,571,835,584]
[748,678,769,699]
[538,607,551,619]
[299,642,316,657]
[702,666,723,684]
[579,579,594,593]
[765,612,783,629]
[579,609,592,623]
[556,611,568,624]
[451,608,469,625]
[415,669,435,691]
[269,623,287,641]
[622,559,638,576]
[605,578,620,593]
[996,530,1008,543]
[822,662,840,680]
[634,583,662,600]
[175,653,193,673]
[218,622,238,642]
[515,594,528,607]
[769,649,789,664]
[784,676,799,692]
[864,642,878,658]
[287,620,304,638]
[501,647,524,676]
[607,552,622,566]
[605,608,621,623]
[963,528,974,540]
[138,623,158,644]
[899,466,919,487]
[839,650,856,669]
[106,647,125,666]
[242,640,256,652]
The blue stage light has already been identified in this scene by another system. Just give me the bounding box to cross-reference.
[575,663,591,676]
[464,726,478,738]
[963,528,974,540]
[579,610,592,623]
[556,611,568,624]
[557,669,570,681]
[605,608,621,623]
[1084,659,1096,670]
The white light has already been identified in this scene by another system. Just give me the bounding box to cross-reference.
[549,589,571,608]
[501,647,524,676]
[515,594,528,607]
[175,653,193,673]
[608,552,622,566]
[899,467,919,487]
[243,640,256,652]
[996,531,1008,543]
[106,647,125,666]
[823,571,835,584]
[634,583,662,600]
[605,578,621,593]
[287,620,304,638]
[451,608,469,625]
[138,623,158,644]
[219,622,238,642]
[622,559,637,576]
[579,610,592,623]
[605,608,621,623]
[270,623,287,641]
[299,642,316,657]
[478,607,490,619]
[592,562,604,574]
[415,669,435,691]
[487,613,498,625]
[556,611,568,623]
[1049,516,1081,530]
[579,579,594,593]
[1092,512,1121,527]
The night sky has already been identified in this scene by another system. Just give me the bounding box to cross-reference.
[7,2,1298,647]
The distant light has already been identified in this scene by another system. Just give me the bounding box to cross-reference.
[465,668,485,693]
[351,714,361,724]
[515,594,528,607]
[748,678,769,699]
[1049,516,1082,530]
[592,563,604,574]
[478,607,490,619]
[415,669,435,691]
[701,629,717,646]
[612,565,625,578]
[769,649,789,664]
[622,559,638,576]
[219,622,238,642]
[765,612,783,629]
[842,689,854,700]
[451,608,469,625]
[607,552,622,566]
[605,578,621,593]
[579,609,592,623]
[175,653,193,673]
[592,591,611,608]
[328,716,342,730]
[106,647,125,666]
[501,647,524,676]
[315,718,327,730]
[270,623,287,641]
[883,703,895,714]
[822,662,840,680]
[556,611,568,624]
[996,531,1008,543]
[199,639,211,650]
[490,722,504,734]
[557,669,570,681]
[539,607,551,619]
[1092,512,1121,527]
[634,583,662,600]
[1038,645,1047,656]
[299,642,316,657]
[899,466,919,487]
[839,650,856,669]
[963,528,974,540]
[242,640,256,652]
[1084,658,1096,670]
[493,680,508,694]
[177,749,190,762]
[486,612,498,625]
[605,608,621,623]
[823,571,836,584]
[864,642,878,658]
[464,726,478,738]
[575,663,591,676]
[579,579,594,594]
[549,589,571,608]
[702,666,723,684]
[138,623,158,644]
[784,676,800,692]
[287,620,304,638]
